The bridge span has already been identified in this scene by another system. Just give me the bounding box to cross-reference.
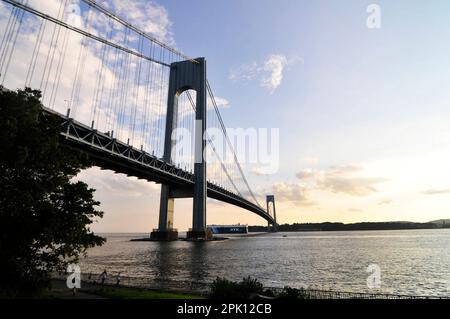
[1,0,278,240]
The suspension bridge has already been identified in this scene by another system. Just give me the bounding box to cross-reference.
[0,0,277,240]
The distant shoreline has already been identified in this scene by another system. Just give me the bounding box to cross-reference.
[93,220,450,235]
[249,221,450,233]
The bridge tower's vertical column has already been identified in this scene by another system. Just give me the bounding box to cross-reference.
[151,57,208,241]
[187,57,208,240]
[266,195,278,232]
[150,59,180,241]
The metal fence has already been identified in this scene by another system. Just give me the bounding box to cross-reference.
[53,272,448,299]
[266,286,447,299]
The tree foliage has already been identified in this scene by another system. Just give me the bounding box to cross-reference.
[0,87,105,297]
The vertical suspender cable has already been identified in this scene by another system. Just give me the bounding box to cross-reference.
[25,18,45,87]
[1,0,28,86]
[41,0,67,102]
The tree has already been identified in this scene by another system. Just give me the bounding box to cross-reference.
[0,87,105,297]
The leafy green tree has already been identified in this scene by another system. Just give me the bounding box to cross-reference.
[0,87,105,297]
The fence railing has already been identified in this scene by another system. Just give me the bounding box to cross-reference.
[266,286,447,299]
[53,272,448,299]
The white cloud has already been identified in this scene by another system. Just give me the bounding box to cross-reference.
[230,54,302,93]
[421,189,450,195]
[321,176,387,196]
[0,0,174,152]
[302,157,319,166]
[378,198,393,205]
[109,0,174,45]
[348,208,363,213]
[74,167,159,198]
[211,96,230,109]
[229,61,260,82]
[265,164,388,212]
[250,166,270,176]
[0,0,256,231]
[272,182,315,206]
[207,95,230,109]
[260,54,287,92]
[296,164,389,197]
[296,168,316,179]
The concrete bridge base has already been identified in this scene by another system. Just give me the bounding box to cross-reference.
[186,229,212,241]
[150,229,178,241]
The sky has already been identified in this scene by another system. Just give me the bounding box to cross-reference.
[2,0,450,232]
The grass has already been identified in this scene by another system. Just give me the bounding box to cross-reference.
[88,287,205,299]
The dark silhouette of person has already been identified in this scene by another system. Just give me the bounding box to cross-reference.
[72,277,77,296]
[100,269,107,286]
[116,272,121,286]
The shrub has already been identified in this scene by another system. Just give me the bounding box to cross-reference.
[210,276,265,299]
[277,286,311,300]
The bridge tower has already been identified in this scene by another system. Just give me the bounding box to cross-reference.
[266,195,278,232]
[151,58,208,241]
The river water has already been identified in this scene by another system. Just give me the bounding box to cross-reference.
[80,229,450,297]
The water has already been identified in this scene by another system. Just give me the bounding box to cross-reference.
[80,229,450,297]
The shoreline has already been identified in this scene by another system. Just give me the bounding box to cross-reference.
[47,278,449,300]
[249,224,450,233]
[130,236,229,242]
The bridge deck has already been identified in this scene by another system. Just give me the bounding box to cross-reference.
[42,107,275,224]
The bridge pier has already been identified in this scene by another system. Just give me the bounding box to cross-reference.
[151,57,209,241]
[150,185,178,241]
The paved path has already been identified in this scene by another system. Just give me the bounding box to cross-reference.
[49,279,106,299]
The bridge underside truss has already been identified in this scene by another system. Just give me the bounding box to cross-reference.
[43,107,276,225]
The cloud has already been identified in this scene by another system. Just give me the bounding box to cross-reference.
[0,0,176,153]
[250,166,274,177]
[250,167,267,176]
[321,176,387,196]
[260,55,287,92]
[207,95,230,109]
[328,164,363,175]
[75,167,159,198]
[229,54,302,93]
[272,182,316,206]
[229,61,259,82]
[302,157,319,166]
[109,0,175,44]
[296,164,388,196]
[0,0,177,205]
[421,189,450,195]
[296,168,316,180]
[348,208,363,213]
[378,198,393,205]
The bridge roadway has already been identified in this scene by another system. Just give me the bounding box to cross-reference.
[42,107,276,225]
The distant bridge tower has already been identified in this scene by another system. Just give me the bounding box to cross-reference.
[151,58,208,241]
[266,195,277,232]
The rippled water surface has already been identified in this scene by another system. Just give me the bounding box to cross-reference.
[81,229,450,296]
